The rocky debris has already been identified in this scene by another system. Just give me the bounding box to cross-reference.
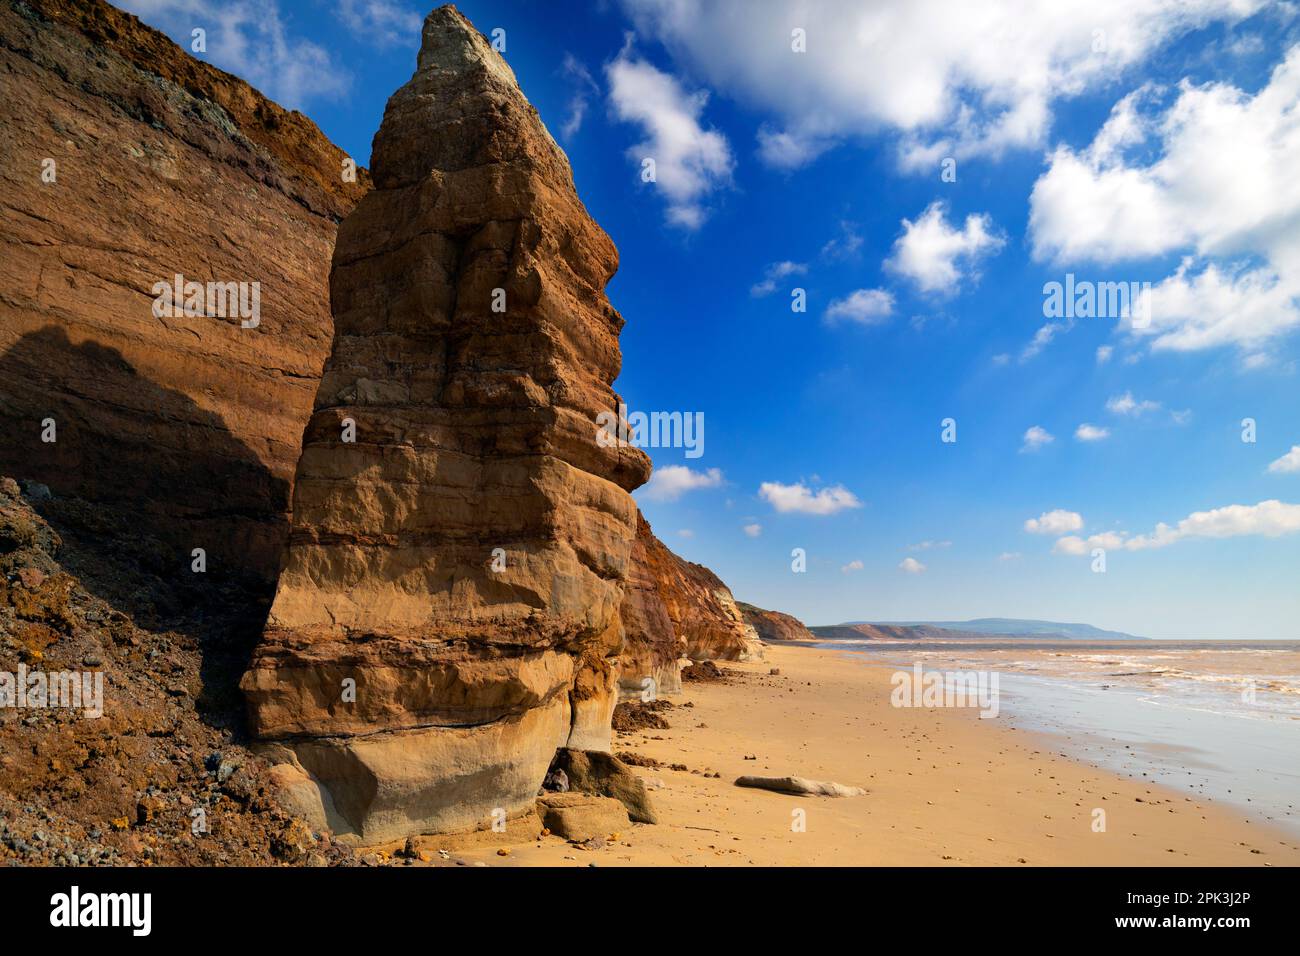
[734,776,867,798]
[615,751,661,769]
[0,0,369,586]
[536,793,629,843]
[682,660,725,683]
[551,748,656,824]
[738,603,817,643]
[620,515,763,686]
[0,480,353,866]
[612,699,673,733]
[240,5,650,845]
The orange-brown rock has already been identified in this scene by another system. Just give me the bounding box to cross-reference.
[738,602,817,643]
[617,513,763,700]
[0,0,368,583]
[240,6,650,844]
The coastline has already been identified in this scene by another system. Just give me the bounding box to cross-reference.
[449,644,1299,866]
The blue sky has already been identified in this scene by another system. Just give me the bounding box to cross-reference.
[123,0,1300,639]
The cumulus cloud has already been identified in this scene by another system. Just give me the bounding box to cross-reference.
[1025,509,1084,535]
[606,42,734,229]
[1029,47,1300,355]
[885,202,1003,295]
[751,260,807,297]
[1075,423,1111,442]
[1267,445,1300,473]
[824,288,895,325]
[759,481,862,515]
[743,523,763,537]
[1021,426,1055,452]
[121,0,350,107]
[1106,391,1161,416]
[1053,500,1300,554]
[640,465,724,502]
[841,559,865,573]
[898,557,926,574]
[618,0,1257,171]
[1096,345,1115,364]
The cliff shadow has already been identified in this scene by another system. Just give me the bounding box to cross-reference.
[0,324,292,735]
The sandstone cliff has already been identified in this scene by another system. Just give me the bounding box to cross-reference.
[0,0,368,585]
[617,513,763,702]
[738,602,816,643]
[240,6,652,844]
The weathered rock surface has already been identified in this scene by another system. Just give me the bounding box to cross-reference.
[734,775,867,798]
[241,5,651,844]
[0,0,368,585]
[738,602,817,643]
[552,748,656,823]
[537,792,629,843]
[619,514,763,691]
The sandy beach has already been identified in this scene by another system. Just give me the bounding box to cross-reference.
[450,644,1300,866]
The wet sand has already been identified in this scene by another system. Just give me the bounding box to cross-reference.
[458,644,1300,866]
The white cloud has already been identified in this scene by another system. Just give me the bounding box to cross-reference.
[1075,423,1111,442]
[1053,500,1300,553]
[1029,47,1300,355]
[885,202,1003,295]
[1021,426,1055,452]
[676,528,694,538]
[606,43,734,229]
[121,0,350,108]
[1096,345,1114,364]
[899,557,926,574]
[820,222,864,261]
[640,465,724,502]
[1106,391,1161,416]
[1268,445,1300,473]
[759,481,862,515]
[908,540,952,551]
[619,0,1257,171]
[751,260,807,297]
[338,0,421,48]
[1025,509,1084,535]
[560,54,600,139]
[998,551,1022,561]
[824,288,895,326]
[1127,500,1300,548]
[742,522,763,537]
[1020,319,1072,361]
[841,559,865,573]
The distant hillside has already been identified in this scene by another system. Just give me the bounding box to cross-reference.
[811,618,1145,641]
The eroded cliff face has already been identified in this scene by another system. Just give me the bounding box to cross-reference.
[240,6,651,844]
[0,0,369,585]
[617,513,764,701]
[738,603,817,643]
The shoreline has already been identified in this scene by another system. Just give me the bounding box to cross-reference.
[446,644,1299,866]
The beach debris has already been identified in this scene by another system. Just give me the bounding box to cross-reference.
[733,775,866,797]
[682,660,724,682]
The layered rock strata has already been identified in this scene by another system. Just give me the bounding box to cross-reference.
[0,0,369,582]
[738,602,817,643]
[240,6,651,844]
[617,513,763,700]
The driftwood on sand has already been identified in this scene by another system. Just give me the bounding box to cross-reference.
[734,775,866,797]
